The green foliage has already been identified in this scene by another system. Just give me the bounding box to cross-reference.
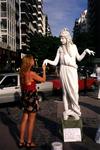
[73,32,95,51]
[73,32,95,66]
[30,34,60,66]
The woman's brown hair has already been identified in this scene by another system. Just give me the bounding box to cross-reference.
[20,55,34,71]
[20,54,34,85]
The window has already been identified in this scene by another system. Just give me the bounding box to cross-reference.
[1,76,17,87]
[0,75,5,81]
[1,2,6,11]
[2,35,7,43]
[1,19,7,29]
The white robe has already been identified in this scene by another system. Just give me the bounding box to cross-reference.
[96,67,100,99]
[44,44,86,118]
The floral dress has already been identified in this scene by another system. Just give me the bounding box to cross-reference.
[21,83,39,112]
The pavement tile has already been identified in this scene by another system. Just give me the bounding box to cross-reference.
[0,91,100,150]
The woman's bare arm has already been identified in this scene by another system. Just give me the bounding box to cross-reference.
[32,65,46,82]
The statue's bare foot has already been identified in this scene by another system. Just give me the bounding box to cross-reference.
[63,111,68,120]
[69,110,80,120]
[63,110,80,120]
[74,114,80,120]
[65,109,80,120]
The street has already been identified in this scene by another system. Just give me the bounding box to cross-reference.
[0,90,100,150]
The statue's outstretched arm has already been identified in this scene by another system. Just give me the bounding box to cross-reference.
[76,45,95,61]
[43,50,60,66]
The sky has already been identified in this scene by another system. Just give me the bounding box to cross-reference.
[43,0,87,37]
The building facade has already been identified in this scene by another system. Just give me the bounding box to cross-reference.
[73,9,88,38]
[88,0,100,57]
[0,0,20,72]
[0,0,19,51]
[42,14,52,36]
[20,0,46,52]
[0,0,52,72]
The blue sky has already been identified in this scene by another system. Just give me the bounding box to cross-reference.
[43,0,87,37]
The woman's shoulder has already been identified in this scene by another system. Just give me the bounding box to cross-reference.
[24,71,34,76]
[30,71,36,76]
[30,71,39,78]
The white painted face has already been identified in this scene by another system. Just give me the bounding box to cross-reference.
[60,36,67,45]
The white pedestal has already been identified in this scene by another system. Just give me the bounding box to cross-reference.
[62,118,82,142]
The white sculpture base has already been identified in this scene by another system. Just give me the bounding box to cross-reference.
[95,127,100,144]
[62,118,82,142]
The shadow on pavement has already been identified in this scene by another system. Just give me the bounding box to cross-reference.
[40,143,51,150]
[70,143,88,150]
[0,111,19,146]
[83,127,97,141]
[37,114,62,140]
[80,102,100,114]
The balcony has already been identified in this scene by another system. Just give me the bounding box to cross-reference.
[29,22,35,32]
[21,12,29,19]
[22,43,30,48]
[1,11,7,17]
[16,0,19,4]
[0,41,8,49]
[33,4,38,12]
[33,20,37,24]
[28,3,34,12]
[21,1,29,10]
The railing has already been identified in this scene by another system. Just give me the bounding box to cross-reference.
[1,11,7,17]
[0,42,8,49]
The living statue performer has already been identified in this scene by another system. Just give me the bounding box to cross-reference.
[43,28,95,120]
[96,64,100,99]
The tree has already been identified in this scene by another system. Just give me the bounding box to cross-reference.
[73,32,95,67]
[30,34,60,66]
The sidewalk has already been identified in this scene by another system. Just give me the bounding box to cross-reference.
[0,92,100,150]
[56,94,100,150]
[37,94,100,150]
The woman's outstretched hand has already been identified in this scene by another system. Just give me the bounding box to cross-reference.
[42,64,46,71]
[85,49,95,56]
[43,59,48,66]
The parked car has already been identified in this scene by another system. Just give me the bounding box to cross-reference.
[90,72,97,78]
[78,75,97,91]
[47,74,97,92]
[0,73,53,103]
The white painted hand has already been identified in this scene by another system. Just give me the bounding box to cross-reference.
[43,59,48,66]
[85,49,95,56]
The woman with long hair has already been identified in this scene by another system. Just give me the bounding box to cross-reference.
[43,28,95,120]
[19,54,46,148]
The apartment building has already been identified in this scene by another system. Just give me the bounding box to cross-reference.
[88,0,100,57]
[37,0,43,34]
[20,0,30,52]
[16,0,20,51]
[0,0,20,72]
[20,0,45,52]
[0,0,51,71]
[73,9,88,39]
[42,14,52,36]
[0,0,18,51]
[0,0,50,52]
[78,10,88,33]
